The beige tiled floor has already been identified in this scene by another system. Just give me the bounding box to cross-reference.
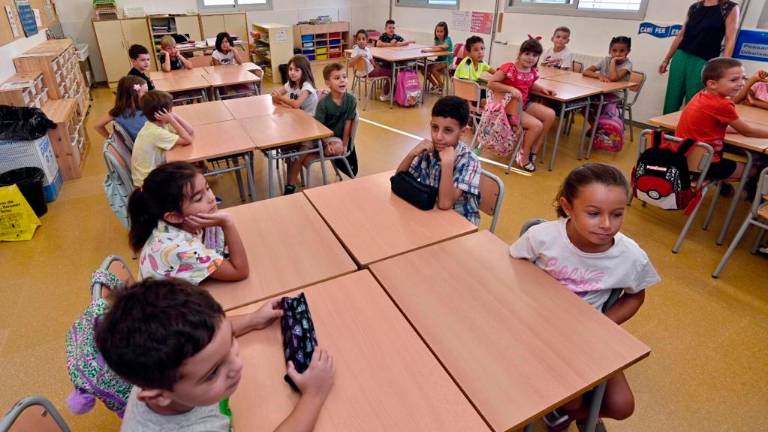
[1,64,767,431]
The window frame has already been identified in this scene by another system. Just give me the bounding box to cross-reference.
[396,0,460,11]
[196,0,272,12]
[506,0,649,21]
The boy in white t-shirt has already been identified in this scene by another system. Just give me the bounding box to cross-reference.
[350,29,392,101]
[541,27,574,70]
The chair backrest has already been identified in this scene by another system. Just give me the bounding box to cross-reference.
[104,140,133,191]
[189,55,213,68]
[489,90,523,118]
[345,115,360,155]
[571,60,584,73]
[750,167,768,218]
[626,71,646,105]
[452,77,481,103]
[350,56,368,75]
[638,129,714,190]
[451,43,465,67]
[92,255,134,301]
[479,170,505,233]
[0,396,70,432]
[111,122,134,151]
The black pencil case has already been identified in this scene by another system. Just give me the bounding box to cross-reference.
[280,293,318,392]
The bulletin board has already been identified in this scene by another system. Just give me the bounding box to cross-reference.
[0,0,24,47]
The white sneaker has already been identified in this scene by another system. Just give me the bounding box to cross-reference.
[379,94,390,102]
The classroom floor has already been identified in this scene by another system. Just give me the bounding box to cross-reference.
[1,63,767,431]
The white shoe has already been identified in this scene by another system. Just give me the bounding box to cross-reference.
[379,94,390,102]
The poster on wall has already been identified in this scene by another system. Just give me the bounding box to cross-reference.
[733,29,768,63]
[452,11,494,34]
[638,22,682,38]
[5,5,21,38]
[15,0,37,37]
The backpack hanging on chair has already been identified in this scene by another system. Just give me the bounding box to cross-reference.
[592,95,625,153]
[631,129,697,211]
[394,68,421,107]
[475,89,523,157]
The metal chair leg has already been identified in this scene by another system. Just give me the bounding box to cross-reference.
[628,106,634,142]
[673,184,712,253]
[751,226,766,253]
[712,216,752,278]
[703,182,722,230]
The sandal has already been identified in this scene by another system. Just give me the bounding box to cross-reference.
[543,409,572,432]
[516,152,536,172]
[283,184,297,195]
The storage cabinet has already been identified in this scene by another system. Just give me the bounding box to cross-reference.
[251,23,293,84]
[293,22,349,62]
[200,13,247,41]
[92,17,156,85]
[42,98,88,180]
[0,72,48,108]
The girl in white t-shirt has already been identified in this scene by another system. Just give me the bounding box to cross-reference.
[509,163,659,432]
[212,32,243,65]
[271,54,318,114]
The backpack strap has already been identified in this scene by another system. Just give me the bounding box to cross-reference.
[677,138,696,155]
[650,129,663,149]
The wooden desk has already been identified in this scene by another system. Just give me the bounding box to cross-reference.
[171,100,233,126]
[149,69,205,81]
[203,67,260,100]
[537,66,572,78]
[735,104,768,125]
[203,62,261,74]
[369,231,651,432]
[228,271,489,432]
[303,171,478,267]
[367,45,450,107]
[542,72,635,93]
[165,120,257,199]
[154,75,210,102]
[223,94,286,119]
[203,194,356,310]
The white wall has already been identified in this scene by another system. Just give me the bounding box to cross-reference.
[384,0,768,123]
[0,33,49,82]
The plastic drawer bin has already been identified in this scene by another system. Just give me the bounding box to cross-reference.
[306,54,316,61]
[301,34,314,42]
[316,54,328,60]
[315,47,328,55]
[0,136,61,202]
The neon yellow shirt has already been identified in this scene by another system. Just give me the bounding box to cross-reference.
[453,57,492,82]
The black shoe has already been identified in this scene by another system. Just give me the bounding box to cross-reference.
[719,183,734,198]
[283,184,296,195]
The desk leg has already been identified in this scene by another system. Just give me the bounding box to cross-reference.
[318,140,328,185]
[586,95,604,159]
[245,151,256,201]
[390,64,396,109]
[523,424,534,432]
[584,382,607,432]
[267,150,275,198]
[422,60,429,104]
[578,98,591,159]
[717,149,753,245]
[202,88,209,102]
[548,103,567,171]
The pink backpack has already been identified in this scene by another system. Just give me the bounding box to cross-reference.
[592,96,624,153]
[394,69,421,107]
[475,89,523,156]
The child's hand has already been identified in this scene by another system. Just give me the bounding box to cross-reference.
[505,88,523,101]
[411,140,434,156]
[286,348,335,399]
[541,88,556,96]
[271,89,282,98]
[154,109,174,123]
[249,299,283,330]
[598,74,611,82]
[438,145,456,166]
[324,140,344,156]
[184,211,233,231]
[752,70,768,81]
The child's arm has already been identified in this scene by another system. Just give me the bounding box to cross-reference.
[279,89,312,110]
[212,54,222,66]
[185,211,250,281]
[340,118,353,150]
[93,113,114,138]
[486,69,523,100]
[606,58,630,82]
[729,118,768,138]
[155,109,194,146]
[274,349,335,432]
[436,146,462,210]
[396,140,433,173]
[233,47,244,64]
[160,51,172,72]
[747,98,768,110]
[734,70,767,104]
[582,64,602,79]
[172,112,195,137]
[531,80,556,96]
[423,41,449,52]
[229,299,282,336]
[177,50,193,70]
[605,291,645,325]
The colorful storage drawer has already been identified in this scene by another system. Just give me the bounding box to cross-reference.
[315,47,328,55]
[301,35,314,42]
[316,54,328,60]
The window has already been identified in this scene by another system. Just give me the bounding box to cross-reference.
[396,0,460,9]
[507,0,647,20]
[198,0,271,10]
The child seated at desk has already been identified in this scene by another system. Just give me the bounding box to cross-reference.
[510,163,660,431]
[676,59,768,198]
[421,21,453,92]
[284,63,358,195]
[271,55,318,115]
[95,278,335,432]
[743,69,768,110]
[541,27,573,70]
[350,29,392,101]
[583,36,632,83]
[212,32,243,65]
[159,35,193,72]
[94,75,148,141]
[396,96,481,225]
[128,162,249,284]
[453,35,495,103]
[131,90,194,187]
[127,44,155,91]
[377,19,414,47]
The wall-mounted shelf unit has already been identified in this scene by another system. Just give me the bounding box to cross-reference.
[251,23,293,84]
[293,22,349,62]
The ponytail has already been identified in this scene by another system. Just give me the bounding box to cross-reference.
[127,162,200,253]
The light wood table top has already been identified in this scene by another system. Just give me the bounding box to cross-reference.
[542,72,635,93]
[537,66,572,78]
[149,68,205,81]
[203,62,261,74]
[369,231,651,432]
[368,46,450,62]
[228,271,490,432]
[648,111,768,154]
[735,104,768,125]
[533,79,601,102]
[171,100,234,126]
[239,110,332,150]
[165,120,255,163]
[223,94,287,119]
[153,74,210,92]
[203,194,356,310]
[303,171,478,267]
[203,68,260,87]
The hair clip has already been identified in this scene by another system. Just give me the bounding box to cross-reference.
[527,34,543,41]
[133,84,142,92]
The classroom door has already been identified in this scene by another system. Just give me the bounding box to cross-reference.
[94,20,129,84]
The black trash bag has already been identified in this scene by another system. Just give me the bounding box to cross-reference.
[0,105,57,141]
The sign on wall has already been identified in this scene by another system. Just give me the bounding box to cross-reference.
[14,0,37,37]
[733,29,768,63]
[638,22,682,39]
[452,10,494,35]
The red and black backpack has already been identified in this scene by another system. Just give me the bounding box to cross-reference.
[631,130,697,211]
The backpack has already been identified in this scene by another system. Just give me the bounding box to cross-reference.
[102,138,134,227]
[631,130,696,210]
[475,89,523,157]
[592,97,624,153]
[65,271,132,417]
[394,69,421,107]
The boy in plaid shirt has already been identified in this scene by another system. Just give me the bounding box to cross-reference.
[396,96,482,224]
